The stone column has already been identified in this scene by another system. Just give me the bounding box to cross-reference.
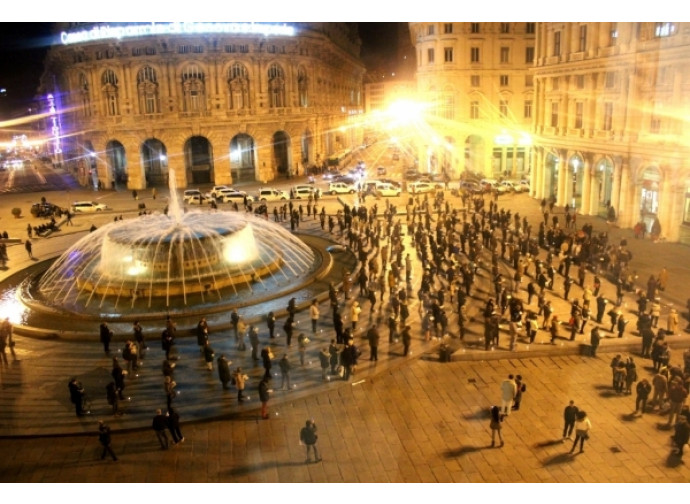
[557,153,568,207]
[617,161,632,229]
[531,148,541,199]
[610,158,622,216]
[124,139,145,190]
[663,182,685,242]
[588,163,601,216]
[580,156,592,215]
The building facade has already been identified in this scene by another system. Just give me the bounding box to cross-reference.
[408,22,536,179]
[531,22,690,242]
[40,22,365,190]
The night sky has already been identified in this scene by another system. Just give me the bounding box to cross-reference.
[0,22,395,117]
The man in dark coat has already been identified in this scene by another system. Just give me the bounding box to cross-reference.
[367,326,379,361]
[99,322,111,355]
[69,378,87,416]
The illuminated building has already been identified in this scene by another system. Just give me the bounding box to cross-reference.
[532,22,690,242]
[408,22,536,178]
[40,22,364,189]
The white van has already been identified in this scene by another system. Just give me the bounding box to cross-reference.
[374,182,401,197]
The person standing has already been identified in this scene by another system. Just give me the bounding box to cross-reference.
[500,375,517,416]
[233,367,249,402]
[69,378,87,416]
[300,419,322,463]
[350,301,362,332]
[132,320,147,354]
[266,311,276,339]
[367,325,380,361]
[25,239,33,259]
[98,421,118,461]
[261,347,273,380]
[196,317,209,353]
[217,354,232,389]
[401,324,411,357]
[309,299,320,334]
[319,347,330,381]
[203,341,215,371]
[672,416,690,458]
[635,379,652,415]
[249,325,260,361]
[297,333,309,366]
[667,308,679,336]
[111,357,127,401]
[152,409,169,450]
[99,322,112,355]
[590,327,601,357]
[512,375,526,410]
[279,353,292,390]
[569,410,592,454]
[283,314,295,346]
[562,400,579,441]
[164,375,176,410]
[489,405,504,448]
[328,340,339,375]
[259,376,271,419]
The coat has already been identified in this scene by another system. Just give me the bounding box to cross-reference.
[217,357,232,385]
[667,309,679,334]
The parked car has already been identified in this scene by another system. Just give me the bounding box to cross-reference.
[407,181,441,194]
[290,185,317,199]
[71,201,108,213]
[183,189,209,205]
[209,185,231,199]
[257,188,289,201]
[328,182,357,195]
[376,166,387,176]
[30,202,64,218]
[499,180,521,192]
[404,168,421,180]
[217,189,254,204]
[459,181,484,194]
[373,182,401,197]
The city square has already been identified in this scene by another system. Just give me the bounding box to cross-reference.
[1,14,690,488]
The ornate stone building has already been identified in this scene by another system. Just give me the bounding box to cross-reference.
[531,22,690,242]
[40,22,365,190]
[408,22,536,178]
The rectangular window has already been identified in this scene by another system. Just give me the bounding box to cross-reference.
[579,24,587,52]
[500,47,510,63]
[239,45,249,53]
[576,75,585,89]
[554,31,561,56]
[525,47,534,64]
[605,72,615,88]
[444,47,453,63]
[500,23,510,34]
[500,75,509,87]
[192,45,204,54]
[470,23,480,34]
[444,23,453,34]
[500,100,508,117]
[609,23,618,45]
[427,24,435,36]
[551,102,559,127]
[132,47,143,57]
[603,102,613,131]
[428,48,435,64]
[471,47,480,63]
[655,23,676,38]
[575,102,584,129]
[470,101,479,119]
[471,75,480,87]
[225,45,236,53]
[524,100,533,119]
[525,74,534,87]
[526,22,536,34]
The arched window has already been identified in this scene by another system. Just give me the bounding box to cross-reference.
[137,66,160,114]
[298,67,308,107]
[101,69,119,116]
[227,62,249,110]
[79,73,91,117]
[267,63,285,108]
[181,64,206,112]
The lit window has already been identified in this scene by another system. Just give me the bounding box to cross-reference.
[655,23,676,38]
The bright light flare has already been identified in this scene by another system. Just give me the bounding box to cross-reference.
[387,99,427,124]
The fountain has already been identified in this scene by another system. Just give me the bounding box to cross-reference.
[13,170,347,324]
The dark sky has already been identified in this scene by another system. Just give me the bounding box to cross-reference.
[0,22,396,116]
